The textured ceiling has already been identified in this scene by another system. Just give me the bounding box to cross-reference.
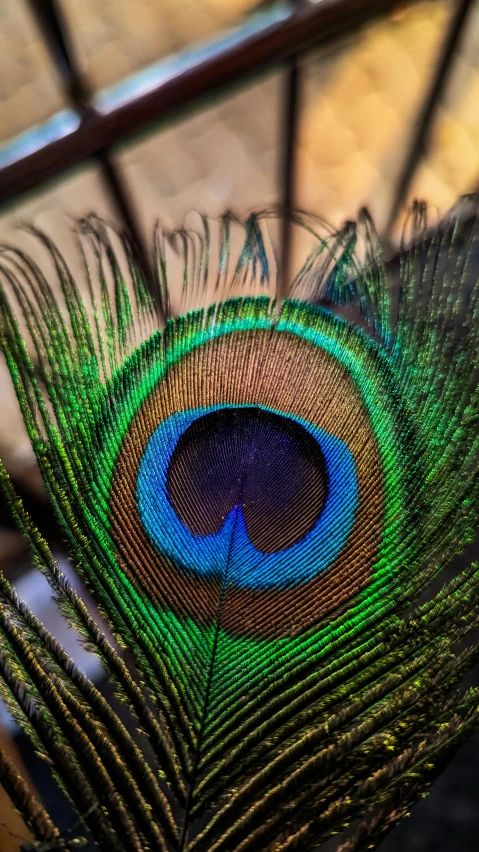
[297,0,455,231]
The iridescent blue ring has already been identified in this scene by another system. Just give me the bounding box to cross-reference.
[137,404,358,590]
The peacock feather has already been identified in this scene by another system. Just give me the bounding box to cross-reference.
[1,201,479,851]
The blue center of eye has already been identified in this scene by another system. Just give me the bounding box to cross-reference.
[137,404,359,589]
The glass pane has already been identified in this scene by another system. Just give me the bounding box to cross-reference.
[296,0,453,233]
[117,71,282,234]
[59,0,287,92]
[0,0,68,145]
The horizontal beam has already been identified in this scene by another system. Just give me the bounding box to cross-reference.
[0,0,406,206]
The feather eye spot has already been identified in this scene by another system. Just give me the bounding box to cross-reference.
[137,404,359,591]
[166,407,329,553]
[109,317,386,636]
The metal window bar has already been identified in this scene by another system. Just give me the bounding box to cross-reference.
[0,0,475,277]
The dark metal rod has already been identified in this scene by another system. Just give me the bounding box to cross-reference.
[26,0,159,309]
[386,0,476,232]
[26,0,90,107]
[279,53,300,304]
[0,0,406,208]
[96,150,157,298]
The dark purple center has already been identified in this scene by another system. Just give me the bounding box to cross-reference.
[166,407,328,553]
